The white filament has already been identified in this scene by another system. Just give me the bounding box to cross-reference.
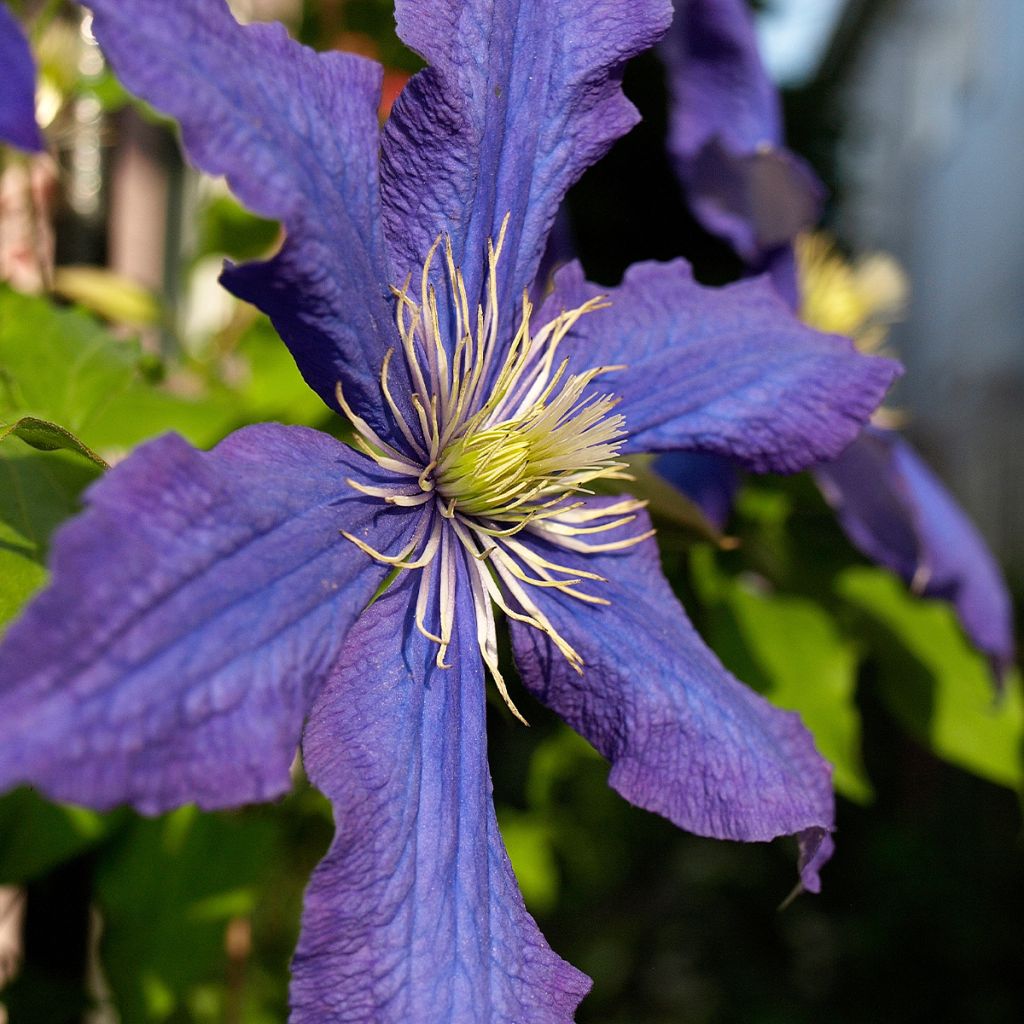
[337,216,653,722]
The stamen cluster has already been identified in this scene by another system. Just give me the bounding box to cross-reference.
[336,217,652,719]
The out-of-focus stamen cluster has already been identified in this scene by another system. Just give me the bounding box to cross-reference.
[797,232,908,353]
[797,232,909,431]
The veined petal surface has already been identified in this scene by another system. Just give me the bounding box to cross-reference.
[509,501,834,892]
[0,425,413,814]
[0,4,43,152]
[545,260,900,472]
[382,0,672,320]
[84,0,397,432]
[662,0,823,263]
[293,566,590,1023]
[816,428,1015,682]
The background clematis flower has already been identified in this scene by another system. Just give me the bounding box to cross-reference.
[0,0,899,1019]
[0,2,44,152]
[658,0,1015,682]
[660,0,824,304]
[801,239,1015,683]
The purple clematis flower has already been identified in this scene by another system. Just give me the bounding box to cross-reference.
[816,426,1014,681]
[0,1,899,1017]
[661,0,824,304]
[0,2,44,152]
[659,0,1015,681]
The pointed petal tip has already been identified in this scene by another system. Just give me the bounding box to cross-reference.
[796,826,835,895]
[511,500,836,872]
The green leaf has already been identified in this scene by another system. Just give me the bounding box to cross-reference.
[0,289,253,633]
[691,546,873,803]
[0,285,230,631]
[0,542,46,629]
[196,195,279,263]
[496,809,559,914]
[82,382,239,453]
[0,286,138,436]
[838,566,1024,791]
[0,788,112,883]
[1,415,108,467]
[0,287,241,456]
[227,316,332,428]
[96,807,278,1022]
[519,726,635,894]
[0,440,101,630]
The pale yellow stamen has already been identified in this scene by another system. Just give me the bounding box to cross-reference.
[341,214,651,719]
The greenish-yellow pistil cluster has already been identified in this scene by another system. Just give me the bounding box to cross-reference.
[336,215,651,721]
[434,371,625,520]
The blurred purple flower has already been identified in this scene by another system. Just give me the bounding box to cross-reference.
[0,3,44,152]
[817,426,1014,680]
[661,0,823,303]
[0,1,900,1018]
[659,0,1014,681]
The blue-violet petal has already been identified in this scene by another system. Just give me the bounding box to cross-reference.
[293,564,590,1023]
[661,0,824,264]
[86,0,398,434]
[0,425,414,813]
[816,428,1015,683]
[544,260,901,472]
[0,4,43,152]
[509,500,835,893]
[381,0,672,331]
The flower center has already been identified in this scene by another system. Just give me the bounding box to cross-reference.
[335,216,650,721]
[432,366,626,522]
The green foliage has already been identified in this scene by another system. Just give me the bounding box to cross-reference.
[0,440,99,630]
[0,287,247,631]
[95,807,279,1022]
[839,567,1024,791]
[0,416,108,467]
[196,195,279,263]
[690,545,873,803]
[226,316,334,429]
[0,287,139,440]
[495,810,560,913]
[0,286,238,454]
[0,789,111,884]
[495,724,635,918]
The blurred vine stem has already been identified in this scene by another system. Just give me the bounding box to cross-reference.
[224,916,252,1024]
[27,0,65,41]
